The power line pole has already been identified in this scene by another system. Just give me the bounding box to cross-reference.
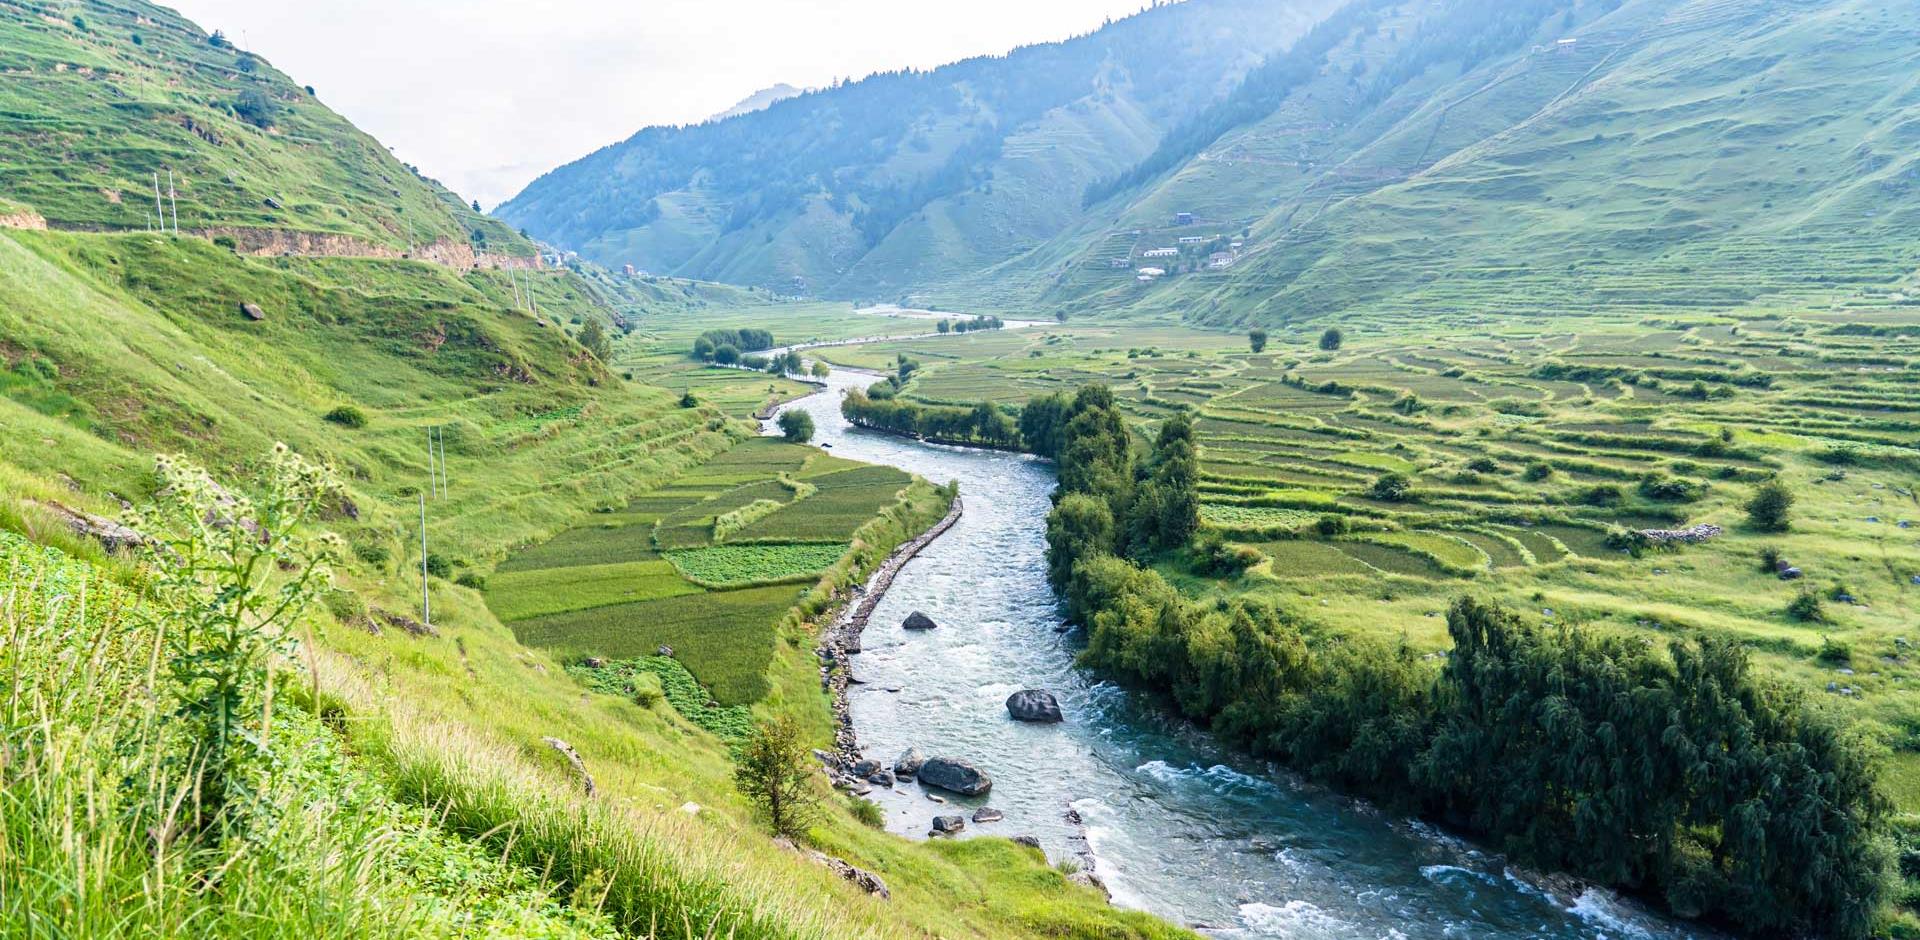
[434,425,448,498]
[167,169,178,234]
[419,492,431,629]
[152,172,165,234]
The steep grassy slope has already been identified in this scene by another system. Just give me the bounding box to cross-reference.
[0,0,519,252]
[1023,0,1920,325]
[497,0,1339,296]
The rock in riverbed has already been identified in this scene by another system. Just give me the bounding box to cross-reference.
[902,611,939,630]
[930,815,966,835]
[918,756,992,796]
[1006,689,1064,723]
[971,807,1004,824]
[894,747,927,777]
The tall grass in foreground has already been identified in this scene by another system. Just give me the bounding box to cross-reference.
[0,446,876,939]
[0,536,455,937]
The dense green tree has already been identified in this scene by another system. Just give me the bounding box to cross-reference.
[1127,413,1199,556]
[1746,478,1794,531]
[712,343,740,366]
[1319,327,1343,351]
[778,410,815,443]
[577,319,611,360]
[1045,493,1115,592]
[1017,392,1072,460]
[1056,384,1133,526]
[1248,328,1268,353]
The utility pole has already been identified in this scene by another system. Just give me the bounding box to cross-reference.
[419,492,431,629]
[424,426,438,498]
[434,425,448,498]
[152,172,165,234]
[167,169,178,234]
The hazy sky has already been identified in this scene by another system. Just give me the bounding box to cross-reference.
[167,0,1158,207]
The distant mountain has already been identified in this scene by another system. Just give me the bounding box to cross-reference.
[711,83,804,121]
[497,0,1341,296]
[506,0,1920,326]
[1023,0,1920,326]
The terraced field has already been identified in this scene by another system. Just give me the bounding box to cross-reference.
[873,311,1920,812]
[487,437,916,704]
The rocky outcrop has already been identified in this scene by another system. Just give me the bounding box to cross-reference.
[0,208,47,230]
[541,737,596,798]
[1638,523,1722,544]
[1006,690,1063,723]
[918,757,992,796]
[32,500,143,552]
[902,611,938,631]
[774,837,890,899]
[196,227,542,272]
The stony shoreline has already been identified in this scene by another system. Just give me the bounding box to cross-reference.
[817,493,964,768]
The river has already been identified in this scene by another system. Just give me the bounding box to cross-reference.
[767,366,1705,940]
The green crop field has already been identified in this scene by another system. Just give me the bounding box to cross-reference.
[665,542,850,587]
[487,438,929,704]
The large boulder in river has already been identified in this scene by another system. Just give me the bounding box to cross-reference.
[902,611,939,631]
[918,757,992,796]
[893,747,927,777]
[930,815,966,835]
[1006,690,1064,723]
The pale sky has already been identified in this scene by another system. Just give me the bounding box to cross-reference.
[167,0,1163,207]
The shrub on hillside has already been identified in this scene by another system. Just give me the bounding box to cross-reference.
[734,716,821,840]
[1788,588,1827,623]
[1746,479,1794,532]
[323,405,368,429]
[1366,472,1411,502]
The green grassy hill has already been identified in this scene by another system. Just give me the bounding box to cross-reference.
[1018,0,1920,325]
[0,0,520,254]
[496,0,1340,296]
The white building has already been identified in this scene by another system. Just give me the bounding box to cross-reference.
[1143,247,1180,259]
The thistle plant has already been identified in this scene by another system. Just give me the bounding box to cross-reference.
[127,443,343,835]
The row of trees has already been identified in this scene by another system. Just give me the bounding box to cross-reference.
[840,387,1019,448]
[691,328,774,362]
[1037,385,1200,585]
[1033,384,1890,937]
[1064,569,1891,936]
[935,315,1005,334]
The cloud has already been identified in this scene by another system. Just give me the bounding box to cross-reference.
[168,0,1153,206]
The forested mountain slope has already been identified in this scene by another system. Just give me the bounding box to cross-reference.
[496,0,1340,296]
